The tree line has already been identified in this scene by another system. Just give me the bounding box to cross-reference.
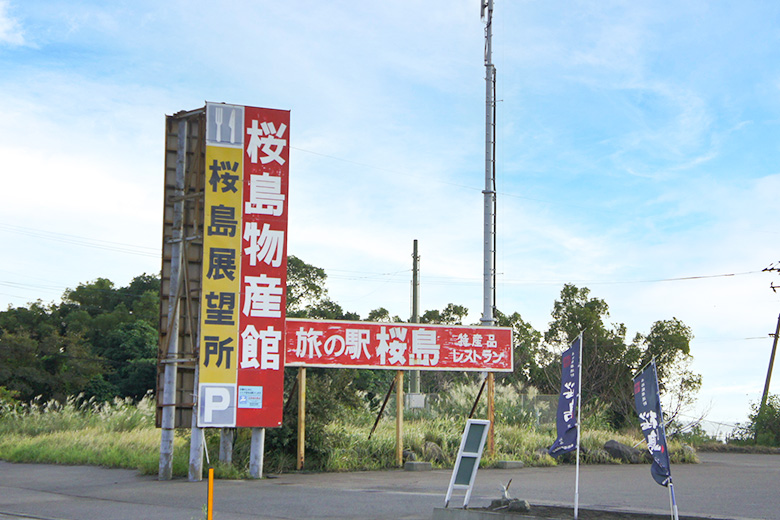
[0,256,701,429]
[0,275,160,402]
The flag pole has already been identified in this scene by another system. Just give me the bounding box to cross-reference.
[632,358,656,381]
[574,332,583,519]
[652,361,679,520]
[669,480,679,520]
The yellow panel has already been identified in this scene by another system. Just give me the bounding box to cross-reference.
[198,145,243,384]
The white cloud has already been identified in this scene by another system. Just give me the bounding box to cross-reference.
[0,0,24,45]
[1,0,780,428]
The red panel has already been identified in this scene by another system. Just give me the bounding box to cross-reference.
[236,106,290,428]
[286,319,513,372]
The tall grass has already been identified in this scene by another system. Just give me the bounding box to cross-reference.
[0,382,698,478]
[0,394,155,436]
[0,393,189,476]
[405,381,555,427]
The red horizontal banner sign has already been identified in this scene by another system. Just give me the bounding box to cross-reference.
[286,319,513,372]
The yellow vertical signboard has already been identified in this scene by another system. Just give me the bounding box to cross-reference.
[198,142,243,427]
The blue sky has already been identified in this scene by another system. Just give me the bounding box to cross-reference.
[2,0,780,434]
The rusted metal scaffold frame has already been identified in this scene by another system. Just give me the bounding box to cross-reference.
[157,108,207,481]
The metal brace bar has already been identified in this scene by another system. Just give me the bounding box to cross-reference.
[160,358,198,364]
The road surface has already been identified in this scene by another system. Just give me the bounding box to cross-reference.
[0,452,777,519]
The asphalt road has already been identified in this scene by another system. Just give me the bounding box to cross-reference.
[0,452,778,520]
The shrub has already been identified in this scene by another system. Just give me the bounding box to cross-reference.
[729,394,780,447]
[424,380,551,428]
[0,386,20,416]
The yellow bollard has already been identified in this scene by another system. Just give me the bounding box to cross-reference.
[207,467,214,520]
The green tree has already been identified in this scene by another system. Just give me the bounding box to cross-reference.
[541,285,699,428]
[64,275,161,400]
[494,308,545,386]
[286,256,359,319]
[63,278,120,317]
[287,255,327,316]
[121,273,160,304]
[0,330,103,401]
[544,284,701,427]
[305,298,360,321]
[545,285,639,427]
[366,307,400,323]
[420,303,468,325]
[0,300,59,338]
[98,321,158,400]
[0,331,49,400]
[0,274,162,402]
[633,318,701,420]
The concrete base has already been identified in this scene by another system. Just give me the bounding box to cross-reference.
[494,460,524,469]
[404,461,432,471]
[433,508,522,520]
[432,505,727,520]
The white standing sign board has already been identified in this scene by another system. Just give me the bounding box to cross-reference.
[444,419,491,509]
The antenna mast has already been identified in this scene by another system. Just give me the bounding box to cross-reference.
[481,0,497,326]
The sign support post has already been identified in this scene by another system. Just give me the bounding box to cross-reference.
[188,364,204,481]
[159,117,187,481]
[249,428,265,478]
[487,372,495,456]
[297,367,306,470]
[219,428,234,464]
[396,370,404,467]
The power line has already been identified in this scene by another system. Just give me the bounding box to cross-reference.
[677,413,739,430]
[0,275,160,310]
[323,268,761,287]
[0,281,69,292]
[0,218,767,299]
[0,223,159,258]
[550,271,761,286]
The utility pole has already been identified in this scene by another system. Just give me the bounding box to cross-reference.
[480,0,497,456]
[410,240,421,394]
[480,0,496,329]
[760,263,780,415]
[760,314,780,413]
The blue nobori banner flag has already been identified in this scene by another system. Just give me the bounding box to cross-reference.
[548,336,581,457]
[633,361,672,487]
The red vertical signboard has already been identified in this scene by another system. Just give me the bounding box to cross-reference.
[236,107,290,428]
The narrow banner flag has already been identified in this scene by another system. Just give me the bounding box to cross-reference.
[633,361,672,487]
[549,336,581,457]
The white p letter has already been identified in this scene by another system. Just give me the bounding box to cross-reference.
[203,386,231,423]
